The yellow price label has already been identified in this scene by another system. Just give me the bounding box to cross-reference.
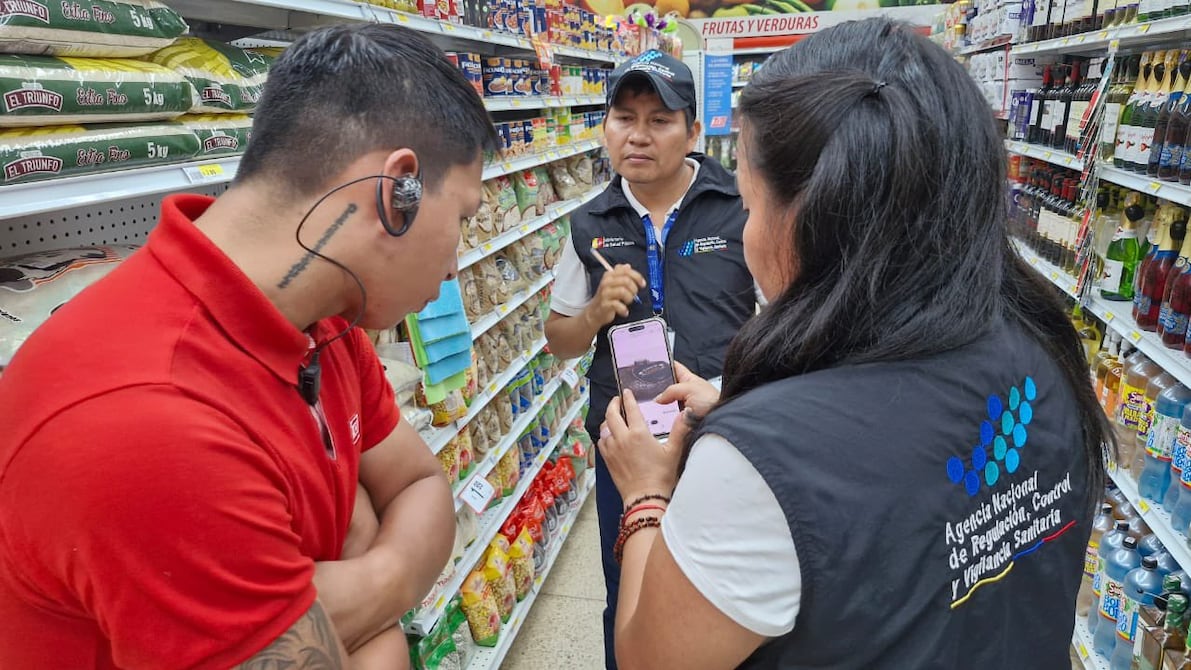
[482,243,493,252]
[502,162,514,172]
[1129,330,1143,343]
[435,595,446,610]
[1077,643,1089,659]
[1099,30,1108,38]
[487,383,498,394]
[500,305,509,314]
[1148,181,1163,193]
[548,151,559,160]
[1061,38,1070,45]
[519,224,531,234]
[1138,499,1152,513]
[522,349,530,358]
[442,22,455,32]
[1139,23,1152,32]
[511,99,523,107]
[197,163,224,178]
[1076,35,1086,43]
[1043,151,1053,159]
[396,12,409,22]
[1049,271,1059,281]
[1104,311,1115,322]
[1110,39,1121,49]
[483,30,493,38]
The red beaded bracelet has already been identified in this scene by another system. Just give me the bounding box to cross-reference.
[622,503,668,520]
[623,493,670,512]
[614,515,662,565]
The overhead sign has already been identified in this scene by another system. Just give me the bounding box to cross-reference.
[689,5,944,41]
[703,54,734,137]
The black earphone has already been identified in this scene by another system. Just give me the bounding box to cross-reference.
[295,171,424,406]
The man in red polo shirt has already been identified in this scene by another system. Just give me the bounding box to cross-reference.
[0,24,498,669]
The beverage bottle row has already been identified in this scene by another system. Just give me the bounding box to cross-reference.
[1009,157,1087,271]
[1009,57,1102,156]
[1019,0,1190,45]
[1101,50,1191,183]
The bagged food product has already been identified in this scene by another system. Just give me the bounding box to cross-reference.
[535,166,557,207]
[456,429,474,478]
[424,388,466,427]
[455,508,478,558]
[493,255,524,296]
[0,54,193,126]
[525,499,549,572]
[0,0,188,58]
[547,158,584,199]
[459,570,501,646]
[470,421,490,457]
[459,267,483,321]
[511,168,543,217]
[178,113,252,158]
[446,598,479,668]
[496,446,520,497]
[566,153,594,189]
[143,37,271,113]
[485,470,503,502]
[475,260,502,309]
[423,636,462,670]
[0,244,138,366]
[437,438,460,484]
[490,175,520,230]
[507,527,535,600]
[0,121,199,184]
[483,538,516,622]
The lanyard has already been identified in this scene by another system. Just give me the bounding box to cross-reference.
[642,209,679,316]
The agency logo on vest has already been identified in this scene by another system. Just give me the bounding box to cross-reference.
[942,376,1078,610]
[678,236,729,257]
[591,236,633,249]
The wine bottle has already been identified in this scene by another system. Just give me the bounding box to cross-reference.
[1105,55,1139,162]
[1160,212,1191,347]
[1120,53,1155,169]
[1138,209,1184,331]
[1151,51,1191,176]
[1133,51,1173,173]
[1104,195,1145,301]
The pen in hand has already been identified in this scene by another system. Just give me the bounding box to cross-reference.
[590,248,643,305]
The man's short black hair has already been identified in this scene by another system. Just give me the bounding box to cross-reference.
[236,24,499,194]
[611,78,696,131]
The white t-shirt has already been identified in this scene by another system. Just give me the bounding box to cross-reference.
[662,433,801,637]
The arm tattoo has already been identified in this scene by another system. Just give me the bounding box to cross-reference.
[234,600,346,670]
[278,203,359,289]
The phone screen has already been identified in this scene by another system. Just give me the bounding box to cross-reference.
[610,319,680,437]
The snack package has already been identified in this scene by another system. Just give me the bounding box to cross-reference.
[490,175,521,231]
[534,166,557,209]
[508,527,535,600]
[547,158,584,199]
[0,245,138,366]
[470,421,490,457]
[459,570,501,646]
[456,430,475,478]
[475,260,503,309]
[0,122,199,184]
[0,54,194,126]
[483,538,516,622]
[567,153,594,188]
[178,113,253,158]
[512,169,543,217]
[427,388,467,427]
[0,0,188,58]
[446,598,479,668]
[493,255,524,295]
[143,37,272,113]
[437,438,461,484]
[496,445,520,497]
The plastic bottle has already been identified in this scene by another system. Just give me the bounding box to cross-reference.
[1154,550,1181,577]
[1140,383,1191,501]
[1093,521,1136,639]
[1121,355,1164,469]
[1082,504,1119,617]
[1167,403,1191,509]
[1097,536,1144,658]
[1096,334,1123,398]
[1136,372,1179,472]
[1109,483,1132,519]
[1112,555,1163,669]
[1140,533,1166,557]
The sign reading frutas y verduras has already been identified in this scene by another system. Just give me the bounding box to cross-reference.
[687,5,945,36]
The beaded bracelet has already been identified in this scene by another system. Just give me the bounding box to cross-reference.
[614,516,662,565]
[623,503,668,520]
[623,493,671,513]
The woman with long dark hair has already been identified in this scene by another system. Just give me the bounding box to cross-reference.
[598,17,1113,669]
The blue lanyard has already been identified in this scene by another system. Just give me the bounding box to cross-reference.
[642,210,678,316]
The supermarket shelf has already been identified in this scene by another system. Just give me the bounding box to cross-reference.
[0,156,241,220]
[481,139,602,181]
[484,95,604,112]
[0,140,602,221]
[470,270,555,340]
[958,36,1013,56]
[1108,467,1191,572]
[1085,294,1191,390]
[408,387,590,635]
[458,184,604,270]
[1071,614,1108,670]
[1005,140,1085,170]
[450,374,584,512]
[165,0,619,63]
[467,473,595,670]
[1014,240,1081,299]
[1099,165,1191,207]
[1011,15,1191,57]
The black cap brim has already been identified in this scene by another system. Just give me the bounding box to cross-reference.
[609,70,692,115]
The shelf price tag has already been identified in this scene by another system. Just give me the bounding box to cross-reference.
[1098,30,1108,38]
[561,367,581,389]
[519,224,531,234]
[1077,643,1089,659]
[511,98,523,108]
[1110,39,1121,50]
[1049,271,1060,281]
[1148,181,1163,193]
[502,162,514,172]
[395,11,410,22]
[482,242,494,253]
[1129,330,1143,343]
[1140,23,1152,32]
[183,162,226,183]
[460,474,497,513]
[1103,310,1116,322]
[1138,499,1152,513]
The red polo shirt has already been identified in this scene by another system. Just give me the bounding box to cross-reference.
[0,194,400,668]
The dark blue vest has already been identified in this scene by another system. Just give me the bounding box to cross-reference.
[699,320,1092,669]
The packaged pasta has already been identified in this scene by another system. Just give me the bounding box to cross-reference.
[482,539,516,622]
[512,168,543,217]
[507,527,535,600]
[437,438,460,484]
[459,570,501,646]
[143,37,272,113]
[0,0,188,58]
[0,54,193,126]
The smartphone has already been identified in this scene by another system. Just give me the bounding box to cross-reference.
[608,317,681,438]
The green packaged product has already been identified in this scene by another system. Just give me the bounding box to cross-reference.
[0,54,194,126]
[179,114,252,158]
[0,122,199,184]
[0,0,188,58]
[143,37,272,114]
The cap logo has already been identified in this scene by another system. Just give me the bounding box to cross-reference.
[628,61,675,81]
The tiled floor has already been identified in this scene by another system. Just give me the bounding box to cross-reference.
[502,492,606,669]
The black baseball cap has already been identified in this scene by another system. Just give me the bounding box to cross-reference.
[606,50,697,116]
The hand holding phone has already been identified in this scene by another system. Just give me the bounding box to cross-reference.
[608,317,681,438]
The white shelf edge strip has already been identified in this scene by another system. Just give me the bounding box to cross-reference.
[1011,15,1191,56]
[1014,241,1080,299]
[449,367,579,511]
[1004,140,1085,170]
[1086,295,1191,391]
[481,139,602,181]
[1109,466,1191,573]
[0,141,602,222]
[409,388,589,634]
[466,475,596,670]
[1098,165,1191,208]
[459,184,604,271]
[1071,614,1108,670]
[470,271,555,340]
[484,95,604,113]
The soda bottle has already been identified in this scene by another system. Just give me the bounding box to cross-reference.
[1096,536,1143,658]
[1081,504,1119,617]
[1136,372,1178,472]
[1140,382,1191,500]
[1093,521,1137,639]
[1154,550,1181,577]
[1096,334,1123,397]
[1121,355,1164,469]
[1113,555,1164,669]
[1139,533,1166,557]
[1110,482,1132,519]
[1167,404,1191,509]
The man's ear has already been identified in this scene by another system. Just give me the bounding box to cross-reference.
[688,119,703,151]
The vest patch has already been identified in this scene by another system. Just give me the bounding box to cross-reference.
[591,236,633,249]
[678,235,729,257]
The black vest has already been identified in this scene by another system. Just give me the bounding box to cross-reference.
[569,154,754,435]
[698,320,1092,669]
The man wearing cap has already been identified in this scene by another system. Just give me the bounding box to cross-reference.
[544,50,755,670]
